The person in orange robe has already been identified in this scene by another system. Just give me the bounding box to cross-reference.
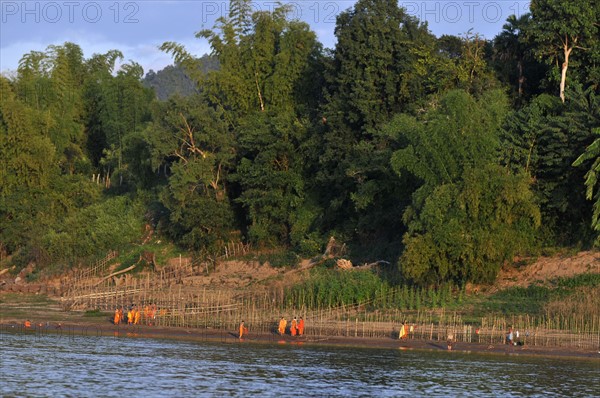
[24,320,32,328]
[127,309,133,325]
[290,317,298,336]
[134,308,141,325]
[113,309,121,325]
[278,317,287,335]
[298,317,305,336]
[399,322,408,339]
[239,320,248,339]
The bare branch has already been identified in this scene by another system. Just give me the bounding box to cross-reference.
[178,113,207,159]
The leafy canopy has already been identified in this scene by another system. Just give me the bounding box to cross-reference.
[388,90,540,285]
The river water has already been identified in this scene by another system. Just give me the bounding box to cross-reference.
[1,331,598,397]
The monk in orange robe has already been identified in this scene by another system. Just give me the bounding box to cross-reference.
[298,317,305,336]
[113,309,121,325]
[291,317,298,336]
[399,322,408,339]
[127,310,133,325]
[278,317,287,335]
[239,320,248,339]
[134,308,141,325]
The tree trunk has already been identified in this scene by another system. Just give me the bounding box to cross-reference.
[560,43,572,103]
[255,70,265,112]
[517,60,524,97]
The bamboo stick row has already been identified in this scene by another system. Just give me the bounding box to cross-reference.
[61,279,600,350]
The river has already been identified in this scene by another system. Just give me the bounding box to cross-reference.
[1,331,598,397]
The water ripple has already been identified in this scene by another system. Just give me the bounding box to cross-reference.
[1,333,598,397]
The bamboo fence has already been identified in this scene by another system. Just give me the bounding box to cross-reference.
[71,251,118,281]
[62,280,600,350]
[59,250,600,351]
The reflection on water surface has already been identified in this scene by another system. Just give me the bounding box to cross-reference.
[1,332,598,397]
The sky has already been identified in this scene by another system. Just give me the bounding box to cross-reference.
[0,0,531,75]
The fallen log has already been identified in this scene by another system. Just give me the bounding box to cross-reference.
[342,260,391,270]
[95,264,137,286]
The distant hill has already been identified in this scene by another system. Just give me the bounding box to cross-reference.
[143,55,219,101]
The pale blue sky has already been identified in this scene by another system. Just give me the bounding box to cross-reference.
[0,1,530,75]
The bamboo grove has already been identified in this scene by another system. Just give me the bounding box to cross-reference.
[1,0,599,289]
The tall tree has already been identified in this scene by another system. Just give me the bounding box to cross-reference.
[494,14,531,97]
[46,43,87,174]
[15,43,89,175]
[526,0,599,102]
[502,86,599,244]
[162,1,322,248]
[315,0,435,251]
[83,50,124,167]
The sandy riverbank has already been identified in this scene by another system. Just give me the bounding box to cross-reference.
[1,292,599,360]
[2,318,599,361]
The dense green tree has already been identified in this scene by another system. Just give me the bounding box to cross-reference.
[502,86,599,244]
[146,95,235,250]
[391,90,506,190]
[233,110,306,246]
[15,43,89,175]
[46,43,87,174]
[2,1,598,276]
[0,78,56,193]
[451,31,498,95]
[0,76,57,253]
[573,128,600,244]
[83,55,154,185]
[191,3,320,119]
[41,196,143,262]
[325,0,434,131]
[1,72,107,264]
[0,44,154,265]
[162,1,322,248]
[225,10,322,246]
[389,90,540,285]
[104,63,153,181]
[315,0,434,250]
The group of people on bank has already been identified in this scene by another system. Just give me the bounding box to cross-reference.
[113,304,159,326]
[238,316,306,339]
[278,316,304,336]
